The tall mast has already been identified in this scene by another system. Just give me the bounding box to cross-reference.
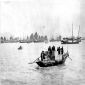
[78,25,80,37]
[72,24,73,42]
[72,24,73,38]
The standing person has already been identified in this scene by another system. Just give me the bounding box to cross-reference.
[57,47,60,55]
[48,46,52,60]
[57,47,61,61]
[52,46,55,60]
[48,46,52,52]
[52,45,55,51]
[61,46,64,54]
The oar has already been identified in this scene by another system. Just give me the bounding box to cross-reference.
[28,57,40,64]
[67,56,72,61]
[66,48,72,61]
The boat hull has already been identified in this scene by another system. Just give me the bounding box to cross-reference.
[36,60,65,67]
[61,40,79,44]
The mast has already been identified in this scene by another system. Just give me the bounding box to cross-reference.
[72,24,73,38]
[78,25,80,38]
[72,24,73,42]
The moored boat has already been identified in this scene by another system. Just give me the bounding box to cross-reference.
[61,24,81,44]
[61,38,80,44]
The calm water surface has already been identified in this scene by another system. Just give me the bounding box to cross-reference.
[0,41,85,85]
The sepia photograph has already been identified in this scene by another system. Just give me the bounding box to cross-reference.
[0,0,85,85]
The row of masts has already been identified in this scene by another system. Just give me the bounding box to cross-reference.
[72,24,80,38]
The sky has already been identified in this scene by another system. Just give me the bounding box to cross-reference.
[80,0,85,36]
[0,0,82,38]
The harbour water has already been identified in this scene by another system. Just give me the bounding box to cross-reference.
[0,41,85,85]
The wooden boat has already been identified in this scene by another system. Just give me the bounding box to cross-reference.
[61,38,80,44]
[36,52,69,67]
[61,24,81,44]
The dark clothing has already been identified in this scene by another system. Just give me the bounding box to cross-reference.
[48,46,52,52]
[48,46,52,59]
[61,47,64,54]
[57,47,60,55]
[48,46,52,55]
[51,46,55,60]
[52,46,55,51]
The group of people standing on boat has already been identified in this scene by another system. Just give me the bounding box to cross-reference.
[48,46,55,60]
[41,46,64,61]
[57,46,64,55]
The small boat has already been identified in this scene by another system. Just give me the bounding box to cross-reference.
[36,51,69,67]
[18,46,22,50]
[28,46,70,67]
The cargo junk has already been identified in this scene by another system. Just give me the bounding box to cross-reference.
[61,25,81,44]
[30,46,69,67]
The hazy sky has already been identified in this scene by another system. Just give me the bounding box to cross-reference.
[0,0,82,38]
[80,0,85,36]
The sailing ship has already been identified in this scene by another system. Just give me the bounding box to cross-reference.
[61,25,81,44]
